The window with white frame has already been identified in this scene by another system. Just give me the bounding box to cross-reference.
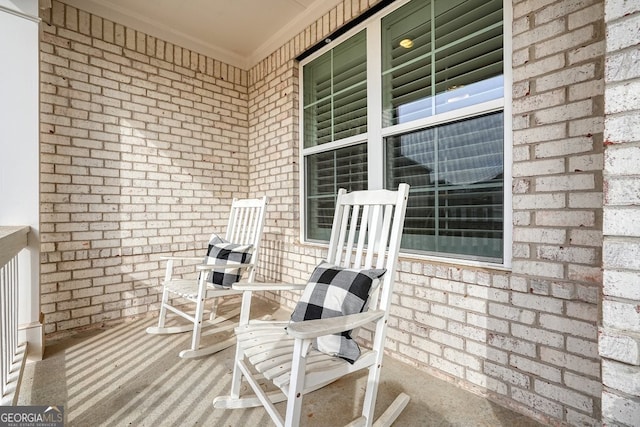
[301,0,509,264]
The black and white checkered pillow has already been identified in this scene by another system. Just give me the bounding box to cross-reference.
[204,234,253,288]
[289,261,386,363]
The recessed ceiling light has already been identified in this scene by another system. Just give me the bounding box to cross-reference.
[399,38,414,49]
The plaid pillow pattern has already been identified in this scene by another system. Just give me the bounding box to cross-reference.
[204,234,253,288]
[290,261,386,363]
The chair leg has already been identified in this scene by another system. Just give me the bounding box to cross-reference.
[361,363,382,427]
[190,295,206,353]
[284,338,309,427]
[157,286,170,328]
[229,339,245,399]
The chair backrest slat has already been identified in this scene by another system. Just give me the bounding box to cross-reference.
[220,196,268,281]
[325,184,409,313]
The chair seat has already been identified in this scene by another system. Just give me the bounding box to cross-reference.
[235,324,376,393]
[165,279,240,299]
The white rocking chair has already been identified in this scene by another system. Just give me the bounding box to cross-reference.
[146,196,268,358]
[213,184,410,427]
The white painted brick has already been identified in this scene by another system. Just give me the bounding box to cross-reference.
[567,336,599,359]
[484,361,530,388]
[605,0,640,22]
[513,123,566,145]
[602,359,640,395]
[488,302,536,324]
[604,270,640,300]
[568,192,602,208]
[510,354,562,382]
[466,371,508,395]
[535,210,595,227]
[606,177,640,206]
[568,264,602,285]
[513,158,565,176]
[603,300,640,333]
[568,153,603,172]
[534,99,593,125]
[513,193,566,210]
[602,390,640,426]
[535,379,593,413]
[431,303,465,323]
[513,227,566,244]
[512,260,565,280]
[512,292,564,314]
[537,245,597,264]
[604,208,640,237]
[512,88,565,114]
[605,113,640,143]
[598,328,640,366]
[430,355,464,378]
[513,54,565,82]
[443,347,481,371]
[606,80,640,115]
[566,301,599,322]
[512,387,563,419]
[448,294,486,314]
[488,334,537,358]
[429,329,464,350]
[512,323,564,348]
[541,347,601,377]
[534,26,596,61]
[607,13,640,51]
[569,3,604,29]
[539,313,597,339]
[534,136,594,158]
[603,240,640,270]
[536,174,596,192]
[605,145,640,175]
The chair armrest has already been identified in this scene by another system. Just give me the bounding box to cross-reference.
[195,262,253,271]
[232,282,307,292]
[286,310,385,339]
[160,255,202,262]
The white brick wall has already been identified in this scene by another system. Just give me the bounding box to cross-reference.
[40,1,250,334]
[35,0,627,425]
[601,6,640,419]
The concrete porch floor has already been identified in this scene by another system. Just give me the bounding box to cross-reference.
[18,298,547,426]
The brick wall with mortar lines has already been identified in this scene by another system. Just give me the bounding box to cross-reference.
[246,0,606,425]
[37,0,609,424]
[601,1,640,425]
[39,1,250,334]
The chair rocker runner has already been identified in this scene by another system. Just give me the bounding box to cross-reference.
[146,196,268,358]
[213,184,410,427]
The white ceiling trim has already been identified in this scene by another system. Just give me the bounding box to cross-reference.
[59,0,343,71]
[60,0,248,68]
[246,0,343,68]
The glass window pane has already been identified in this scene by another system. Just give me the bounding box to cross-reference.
[303,30,367,148]
[306,144,368,240]
[382,0,503,126]
[382,0,432,126]
[385,112,504,261]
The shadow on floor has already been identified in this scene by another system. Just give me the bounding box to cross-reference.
[19,299,547,426]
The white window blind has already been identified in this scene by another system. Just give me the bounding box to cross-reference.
[301,0,506,263]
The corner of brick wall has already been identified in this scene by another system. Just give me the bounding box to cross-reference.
[600,0,640,425]
[39,0,250,335]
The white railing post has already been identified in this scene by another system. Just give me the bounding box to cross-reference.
[0,226,30,405]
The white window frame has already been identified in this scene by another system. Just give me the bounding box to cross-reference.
[299,0,512,269]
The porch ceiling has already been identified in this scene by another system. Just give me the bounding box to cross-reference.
[59,0,344,70]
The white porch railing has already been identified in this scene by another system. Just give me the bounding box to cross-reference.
[0,226,29,405]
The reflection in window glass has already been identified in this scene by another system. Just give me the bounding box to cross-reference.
[303,31,367,148]
[385,112,504,261]
[306,144,368,240]
[382,0,503,126]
